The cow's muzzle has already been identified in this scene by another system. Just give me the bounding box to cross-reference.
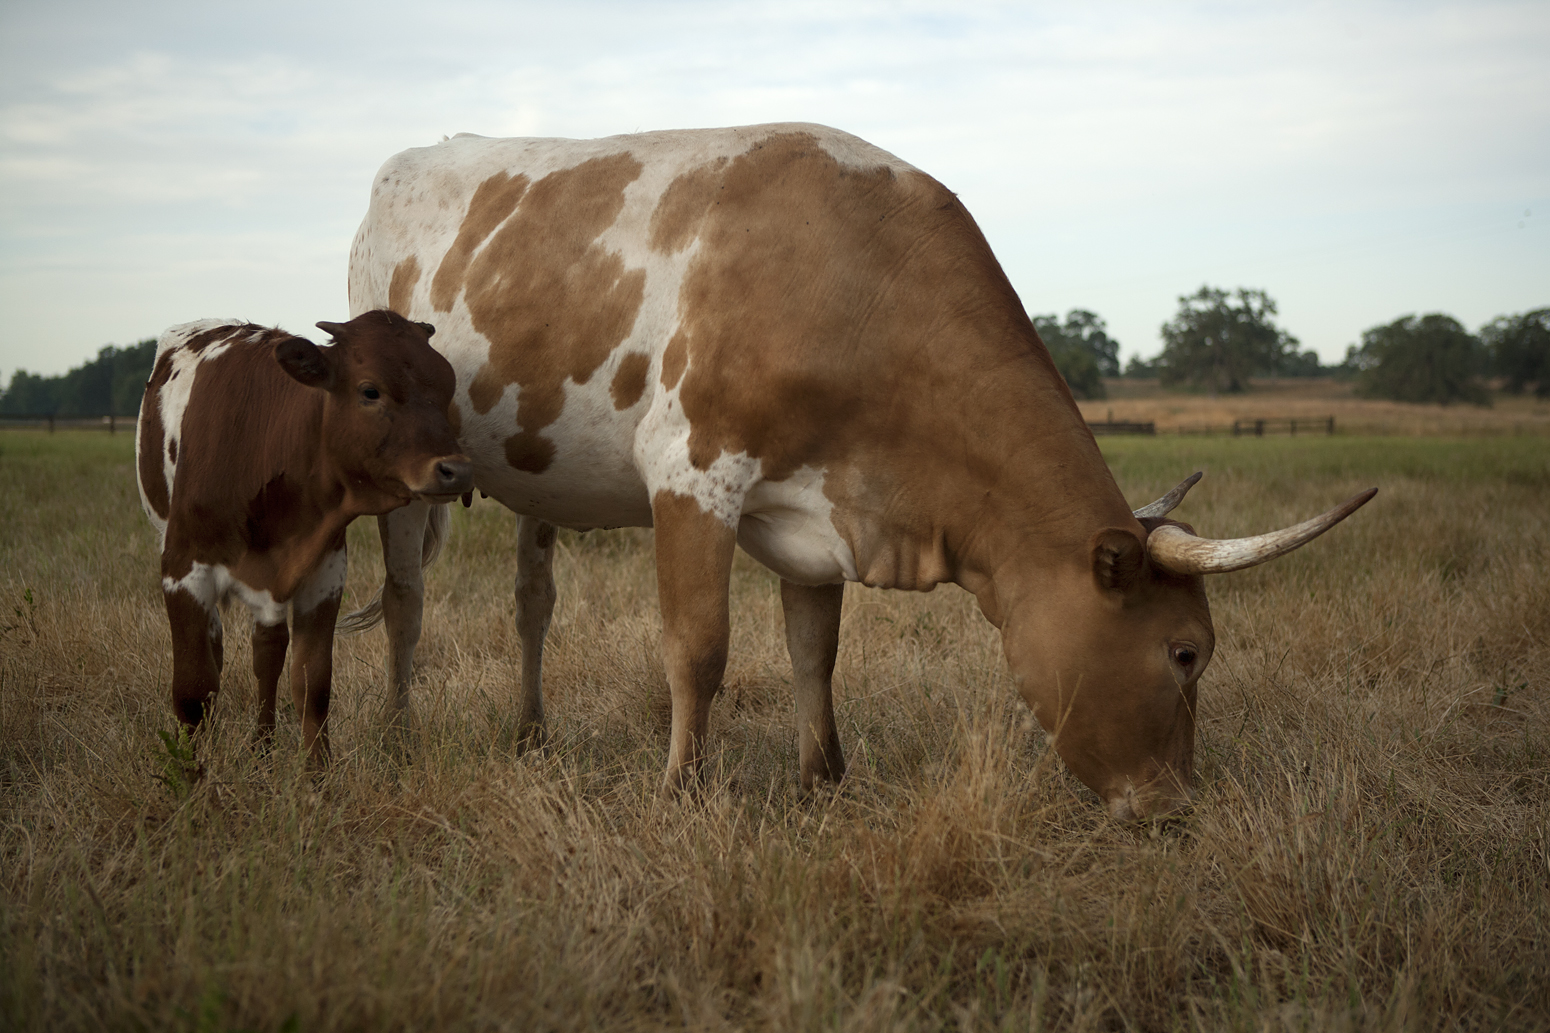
[412,455,474,501]
[1107,778,1195,824]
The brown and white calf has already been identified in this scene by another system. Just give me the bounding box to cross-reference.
[135,310,472,763]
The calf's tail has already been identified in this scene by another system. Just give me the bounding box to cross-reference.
[336,504,449,635]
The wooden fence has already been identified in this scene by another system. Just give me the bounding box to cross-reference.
[0,413,132,433]
[1231,416,1335,437]
[1087,416,1337,436]
[1087,420,1157,436]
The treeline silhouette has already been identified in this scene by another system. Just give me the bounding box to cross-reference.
[1,339,157,417]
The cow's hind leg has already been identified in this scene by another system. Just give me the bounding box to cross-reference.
[163,568,222,731]
[652,491,737,793]
[514,516,558,746]
[378,502,430,733]
[289,544,346,768]
[251,617,289,750]
[781,580,846,790]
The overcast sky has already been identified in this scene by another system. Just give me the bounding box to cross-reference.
[1,0,1546,383]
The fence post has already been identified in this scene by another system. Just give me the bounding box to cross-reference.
[1255,419,1264,437]
[109,413,116,435]
[47,415,55,434]
[1326,416,1335,435]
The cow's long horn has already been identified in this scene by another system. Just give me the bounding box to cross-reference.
[1146,488,1378,575]
[1133,472,1203,519]
[315,321,346,338]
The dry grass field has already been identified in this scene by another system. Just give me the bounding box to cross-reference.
[3,424,1548,1032]
[1078,378,1550,437]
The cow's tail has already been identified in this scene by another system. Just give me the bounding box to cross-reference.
[336,504,450,635]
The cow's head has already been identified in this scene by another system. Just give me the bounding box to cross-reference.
[1000,474,1375,821]
[275,310,472,512]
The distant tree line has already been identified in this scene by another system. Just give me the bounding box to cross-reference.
[1042,284,1545,407]
[1347,309,1549,405]
[0,338,158,417]
[7,297,1547,414]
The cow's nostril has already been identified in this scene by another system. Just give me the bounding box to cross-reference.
[431,458,472,494]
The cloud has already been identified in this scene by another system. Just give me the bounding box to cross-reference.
[0,0,1546,380]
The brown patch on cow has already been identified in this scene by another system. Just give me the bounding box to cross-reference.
[137,350,176,520]
[610,352,651,410]
[442,152,645,475]
[660,131,1125,581]
[505,430,556,474]
[648,156,729,253]
[388,255,421,315]
[168,438,177,464]
[660,330,688,390]
[430,171,532,312]
[185,326,238,353]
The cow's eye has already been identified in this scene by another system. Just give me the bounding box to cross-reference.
[1172,645,1197,668]
[360,384,381,402]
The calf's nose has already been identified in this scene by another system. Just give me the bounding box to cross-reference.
[432,456,474,495]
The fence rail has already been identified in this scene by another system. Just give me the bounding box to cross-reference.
[1086,415,1338,437]
[1232,416,1336,437]
[1087,420,1157,436]
[0,413,132,433]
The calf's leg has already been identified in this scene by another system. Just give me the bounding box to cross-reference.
[251,618,289,748]
[163,568,222,730]
[514,516,558,744]
[652,491,737,793]
[290,545,346,768]
[780,580,846,790]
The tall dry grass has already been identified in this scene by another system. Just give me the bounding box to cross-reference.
[2,429,1547,1031]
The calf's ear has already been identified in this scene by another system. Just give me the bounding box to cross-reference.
[275,338,336,389]
[414,321,436,338]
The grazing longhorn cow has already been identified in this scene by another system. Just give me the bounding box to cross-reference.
[345,124,1374,818]
[136,311,473,764]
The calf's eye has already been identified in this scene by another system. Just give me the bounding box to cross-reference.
[1172,645,1197,668]
[361,385,381,401]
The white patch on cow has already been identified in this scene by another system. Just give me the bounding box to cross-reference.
[737,466,859,585]
[162,560,287,627]
[293,548,346,616]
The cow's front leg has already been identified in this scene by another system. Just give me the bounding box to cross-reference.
[781,580,846,790]
[514,516,558,745]
[652,491,737,793]
[290,545,346,768]
[163,565,223,730]
[378,502,430,730]
[251,617,289,749]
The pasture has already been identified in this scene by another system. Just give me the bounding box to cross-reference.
[2,428,1547,1031]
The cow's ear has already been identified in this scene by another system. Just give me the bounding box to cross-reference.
[414,321,436,338]
[1091,528,1145,592]
[275,338,336,389]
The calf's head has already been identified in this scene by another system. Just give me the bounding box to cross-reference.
[275,310,473,511]
[1003,475,1375,821]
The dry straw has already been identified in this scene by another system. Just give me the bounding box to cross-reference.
[2,428,1547,1031]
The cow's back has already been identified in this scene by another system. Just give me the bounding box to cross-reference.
[351,124,1085,585]
[136,319,263,541]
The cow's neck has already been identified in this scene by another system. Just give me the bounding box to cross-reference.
[837,349,1137,623]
